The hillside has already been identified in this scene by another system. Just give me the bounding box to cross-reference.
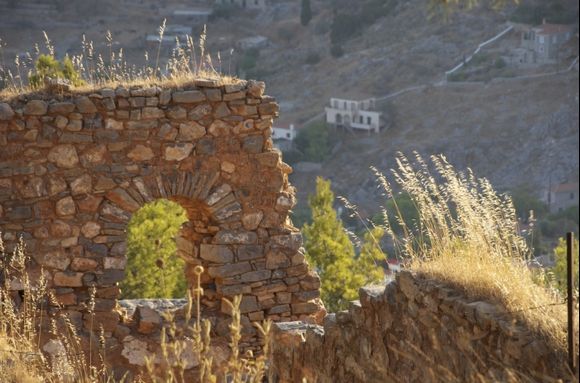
[1,0,578,213]
[290,70,580,215]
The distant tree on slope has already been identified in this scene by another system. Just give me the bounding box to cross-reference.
[301,0,312,26]
[303,177,384,312]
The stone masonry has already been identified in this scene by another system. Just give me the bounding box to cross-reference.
[0,79,325,378]
[270,271,571,383]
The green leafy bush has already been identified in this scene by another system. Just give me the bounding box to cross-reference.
[28,54,83,88]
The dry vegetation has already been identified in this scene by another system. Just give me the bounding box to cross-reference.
[0,23,237,100]
[0,237,270,383]
[370,153,572,349]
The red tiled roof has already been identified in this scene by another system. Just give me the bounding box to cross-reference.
[551,182,579,193]
[535,23,574,35]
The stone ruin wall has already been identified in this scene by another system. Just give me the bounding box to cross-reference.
[270,271,570,383]
[0,80,325,378]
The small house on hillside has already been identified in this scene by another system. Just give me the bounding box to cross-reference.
[518,20,574,64]
[272,124,297,151]
[549,181,579,213]
[325,97,383,133]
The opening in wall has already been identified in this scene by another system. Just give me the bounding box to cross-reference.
[121,199,188,299]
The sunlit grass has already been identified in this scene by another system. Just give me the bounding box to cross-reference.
[368,153,570,350]
[0,236,271,382]
[0,22,238,100]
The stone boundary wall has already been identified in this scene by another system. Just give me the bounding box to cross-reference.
[0,80,325,377]
[270,271,569,383]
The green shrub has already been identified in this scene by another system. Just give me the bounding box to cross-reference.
[305,51,321,65]
[494,57,507,69]
[294,122,333,163]
[28,54,84,88]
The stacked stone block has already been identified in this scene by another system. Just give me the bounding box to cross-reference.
[0,79,325,374]
[270,271,570,383]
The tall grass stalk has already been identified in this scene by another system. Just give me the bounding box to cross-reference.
[355,153,569,347]
[0,22,237,99]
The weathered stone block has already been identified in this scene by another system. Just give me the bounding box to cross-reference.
[103,257,127,270]
[97,270,125,285]
[127,145,154,161]
[106,188,140,212]
[178,122,206,141]
[75,96,97,113]
[54,271,84,287]
[71,257,98,272]
[48,145,79,168]
[164,143,194,161]
[172,90,206,103]
[208,262,252,278]
[0,103,15,120]
[200,244,234,263]
[24,100,48,115]
[237,245,264,261]
[240,270,271,283]
[70,174,92,195]
[242,135,264,153]
[33,250,70,270]
[214,230,258,245]
[135,306,161,334]
[56,196,76,216]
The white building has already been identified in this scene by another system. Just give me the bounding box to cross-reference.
[215,0,267,10]
[272,124,296,151]
[272,124,297,141]
[325,97,383,133]
[237,36,269,50]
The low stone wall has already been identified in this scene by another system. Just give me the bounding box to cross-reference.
[0,79,325,378]
[270,271,569,383]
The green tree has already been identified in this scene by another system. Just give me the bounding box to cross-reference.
[551,237,579,296]
[121,199,188,299]
[293,122,332,163]
[303,177,383,312]
[357,226,386,283]
[301,0,312,26]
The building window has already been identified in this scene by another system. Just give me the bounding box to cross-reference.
[539,36,544,44]
[359,116,363,124]
[343,101,347,109]
[333,100,338,108]
[286,133,291,139]
[367,116,372,125]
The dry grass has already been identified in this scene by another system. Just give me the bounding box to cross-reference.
[0,23,238,100]
[0,235,271,383]
[370,152,570,349]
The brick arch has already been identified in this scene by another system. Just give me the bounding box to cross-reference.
[0,81,324,349]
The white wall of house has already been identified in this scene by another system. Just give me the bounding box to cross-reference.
[325,97,382,133]
[272,124,296,141]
